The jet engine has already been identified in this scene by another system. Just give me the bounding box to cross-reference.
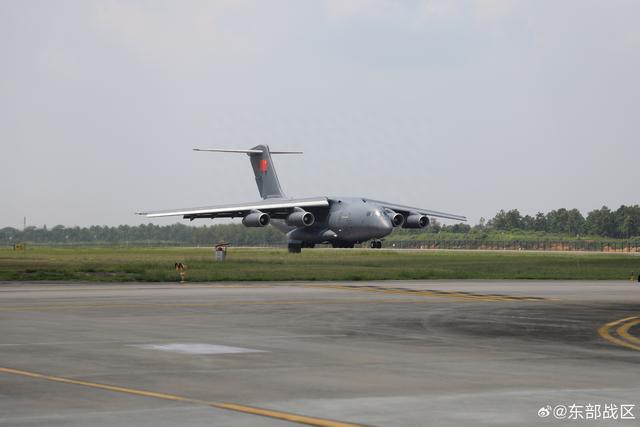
[242,211,270,227]
[285,210,315,227]
[403,214,430,229]
[386,211,405,227]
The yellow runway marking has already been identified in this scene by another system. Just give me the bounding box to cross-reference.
[0,285,547,313]
[308,284,547,302]
[0,283,547,303]
[214,402,363,427]
[617,318,640,346]
[597,316,640,352]
[0,367,365,427]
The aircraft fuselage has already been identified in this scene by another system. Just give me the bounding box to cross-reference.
[272,197,393,246]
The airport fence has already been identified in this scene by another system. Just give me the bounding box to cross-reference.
[1,242,289,249]
[387,240,640,253]
[2,240,639,252]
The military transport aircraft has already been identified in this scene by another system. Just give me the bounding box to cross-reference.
[138,146,466,252]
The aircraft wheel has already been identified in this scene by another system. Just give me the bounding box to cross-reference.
[370,241,377,249]
[376,241,382,249]
[287,243,302,253]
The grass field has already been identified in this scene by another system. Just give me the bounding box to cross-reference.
[1,247,639,282]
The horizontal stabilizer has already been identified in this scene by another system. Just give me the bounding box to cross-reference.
[194,148,303,154]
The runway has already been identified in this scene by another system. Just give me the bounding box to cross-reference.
[0,281,639,426]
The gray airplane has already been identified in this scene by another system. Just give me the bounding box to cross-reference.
[138,146,466,252]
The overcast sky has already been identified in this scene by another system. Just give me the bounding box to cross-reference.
[1,0,639,228]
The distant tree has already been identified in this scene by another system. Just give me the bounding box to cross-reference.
[615,205,640,238]
[521,215,534,231]
[490,209,523,230]
[532,212,547,231]
[488,210,505,229]
[585,206,617,237]
[448,223,471,233]
[566,209,586,235]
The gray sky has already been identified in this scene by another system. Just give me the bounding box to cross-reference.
[1,0,639,228]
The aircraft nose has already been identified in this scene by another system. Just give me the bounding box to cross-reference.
[377,215,393,236]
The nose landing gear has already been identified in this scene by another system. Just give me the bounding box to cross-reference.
[370,240,382,249]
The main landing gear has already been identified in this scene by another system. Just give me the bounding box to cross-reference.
[370,240,382,249]
[331,241,355,249]
[287,242,315,253]
[288,242,302,253]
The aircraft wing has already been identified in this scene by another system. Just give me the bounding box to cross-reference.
[365,199,467,222]
[137,197,330,220]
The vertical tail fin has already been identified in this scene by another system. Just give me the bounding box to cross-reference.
[193,145,302,200]
[247,144,285,199]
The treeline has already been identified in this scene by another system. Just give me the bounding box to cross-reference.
[1,205,638,246]
[0,223,287,246]
[485,205,640,238]
[392,205,640,240]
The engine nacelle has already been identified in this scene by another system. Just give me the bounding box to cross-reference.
[285,210,315,227]
[387,211,405,227]
[403,214,430,229]
[242,211,270,227]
